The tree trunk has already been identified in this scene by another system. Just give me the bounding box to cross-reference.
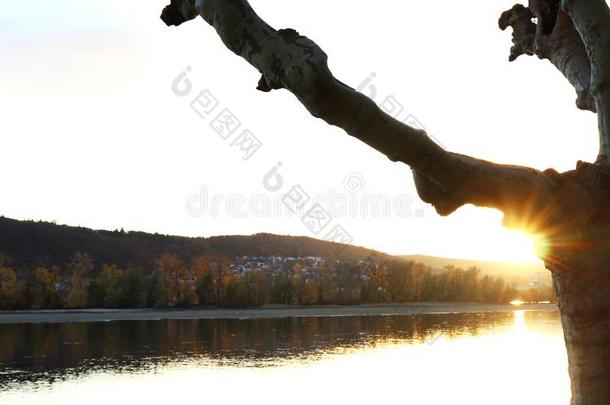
[534,161,610,404]
[551,255,610,404]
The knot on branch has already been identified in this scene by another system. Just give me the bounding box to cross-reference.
[161,0,199,27]
[499,5,536,61]
[412,171,464,216]
[256,28,306,93]
[256,32,332,108]
[576,90,596,112]
[256,76,273,92]
[161,0,185,26]
[278,28,301,43]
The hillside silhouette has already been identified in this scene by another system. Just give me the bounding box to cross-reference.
[0,216,385,270]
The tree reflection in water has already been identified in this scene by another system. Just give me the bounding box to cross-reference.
[0,311,556,388]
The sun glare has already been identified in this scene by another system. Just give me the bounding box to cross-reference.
[482,230,543,263]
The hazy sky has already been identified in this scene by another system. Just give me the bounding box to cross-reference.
[0,0,600,263]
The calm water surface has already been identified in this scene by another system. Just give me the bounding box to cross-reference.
[0,310,570,405]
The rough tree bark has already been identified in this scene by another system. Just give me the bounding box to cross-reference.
[161,1,610,403]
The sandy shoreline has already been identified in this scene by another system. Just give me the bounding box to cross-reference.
[0,303,558,324]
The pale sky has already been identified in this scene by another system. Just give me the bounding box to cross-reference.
[0,0,600,263]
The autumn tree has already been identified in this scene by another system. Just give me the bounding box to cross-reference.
[157,253,195,307]
[317,265,336,304]
[162,1,610,401]
[361,261,390,303]
[463,267,482,302]
[0,265,20,309]
[193,255,233,306]
[300,278,318,305]
[411,263,428,302]
[96,264,125,308]
[122,268,148,308]
[271,270,294,305]
[146,270,169,308]
[386,260,416,302]
[33,266,62,309]
[192,256,215,306]
[65,252,93,309]
[222,273,240,307]
[520,285,557,304]
[335,262,362,304]
[236,269,269,306]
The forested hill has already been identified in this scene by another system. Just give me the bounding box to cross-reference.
[0,217,386,270]
[0,217,556,310]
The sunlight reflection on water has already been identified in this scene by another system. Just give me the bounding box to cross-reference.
[0,311,570,405]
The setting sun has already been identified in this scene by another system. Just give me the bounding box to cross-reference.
[496,230,541,263]
[456,225,544,264]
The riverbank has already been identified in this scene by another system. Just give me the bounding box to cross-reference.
[0,303,557,324]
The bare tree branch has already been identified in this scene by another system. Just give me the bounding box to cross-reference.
[564,0,610,164]
[161,0,556,220]
[157,2,610,400]
[499,1,595,113]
